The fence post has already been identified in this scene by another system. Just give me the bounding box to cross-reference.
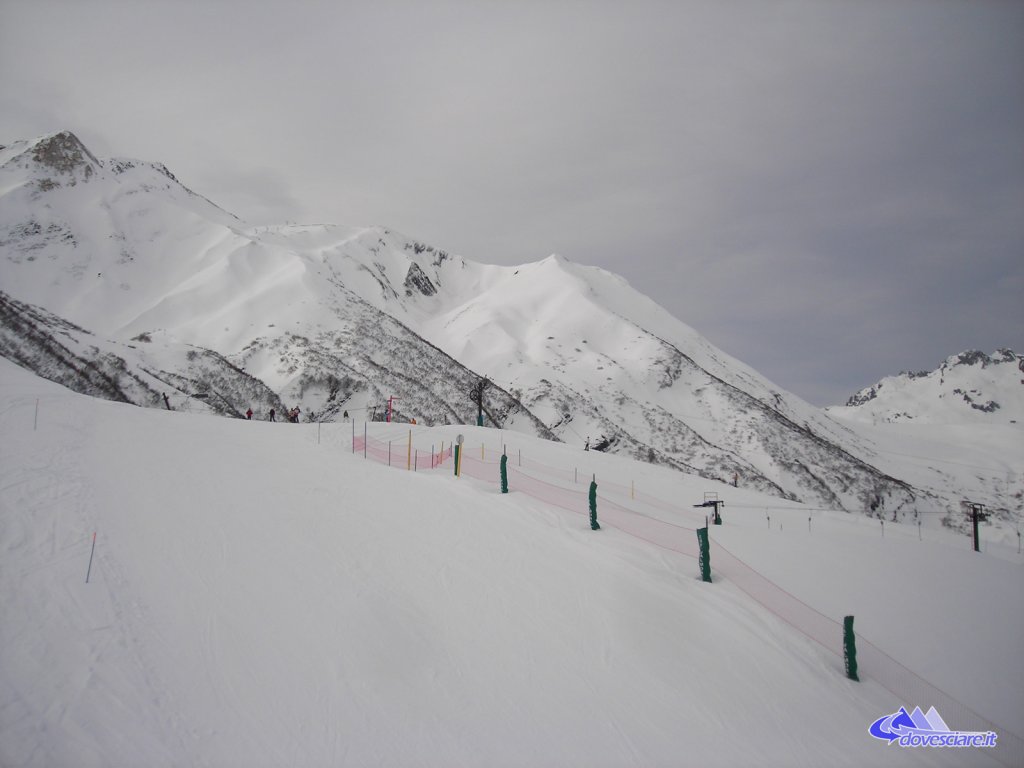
[500,453,508,494]
[408,430,412,470]
[697,527,711,582]
[589,479,600,530]
[843,615,859,681]
[85,532,97,583]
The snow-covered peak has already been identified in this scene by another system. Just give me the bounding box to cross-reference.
[830,349,1024,425]
[106,156,178,181]
[0,130,102,182]
[0,131,177,186]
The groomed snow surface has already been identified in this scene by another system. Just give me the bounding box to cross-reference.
[1,359,1021,767]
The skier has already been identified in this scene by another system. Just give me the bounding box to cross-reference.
[245,407,253,420]
[584,436,590,451]
[269,408,276,422]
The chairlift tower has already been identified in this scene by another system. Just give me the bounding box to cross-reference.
[695,492,724,525]
[469,377,490,427]
[964,501,986,552]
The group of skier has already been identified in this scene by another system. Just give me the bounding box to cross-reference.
[238,404,441,426]
[245,406,303,422]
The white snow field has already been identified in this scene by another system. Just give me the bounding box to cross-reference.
[1,359,1021,767]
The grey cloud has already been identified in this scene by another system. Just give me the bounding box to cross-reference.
[196,165,308,226]
[1,0,1021,405]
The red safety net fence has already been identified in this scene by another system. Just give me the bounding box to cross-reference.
[707,539,1022,764]
[352,434,454,471]
[348,428,1021,765]
[603,481,1023,765]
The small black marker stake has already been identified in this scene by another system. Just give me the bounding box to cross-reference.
[85,532,96,583]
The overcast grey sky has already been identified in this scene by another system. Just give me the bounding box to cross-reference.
[2,0,1022,405]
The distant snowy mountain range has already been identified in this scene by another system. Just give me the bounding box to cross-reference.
[831,349,1024,425]
[1,131,1020,527]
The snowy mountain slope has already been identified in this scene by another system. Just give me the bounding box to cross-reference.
[0,133,245,334]
[821,416,1022,537]
[403,253,920,512]
[825,350,1024,530]
[831,349,1024,425]
[2,358,1020,767]
[0,132,551,433]
[0,130,1019,524]
[0,289,286,418]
